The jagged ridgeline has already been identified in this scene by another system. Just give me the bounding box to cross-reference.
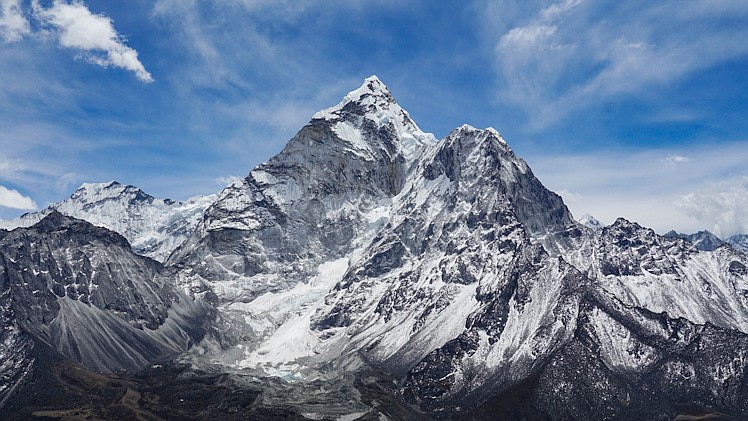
[2,76,748,420]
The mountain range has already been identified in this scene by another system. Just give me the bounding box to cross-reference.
[0,181,214,262]
[663,229,748,254]
[1,76,747,420]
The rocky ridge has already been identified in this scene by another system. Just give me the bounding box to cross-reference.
[0,212,209,411]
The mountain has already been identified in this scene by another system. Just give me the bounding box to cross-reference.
[578,213,604,230]
[662,230,748,255]
[663,229,726,252]
[166,76,748,419]
[2,76,748,420]
[0,181,214,262]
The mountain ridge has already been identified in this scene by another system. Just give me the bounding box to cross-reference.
[0,181,215,262]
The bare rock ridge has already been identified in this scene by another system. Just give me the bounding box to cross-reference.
[1,76,748,420]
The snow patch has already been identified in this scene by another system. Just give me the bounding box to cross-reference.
[235,258,350,373]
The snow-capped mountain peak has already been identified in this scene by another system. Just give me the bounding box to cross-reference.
[312,75,437,161]
[455,124,508,146]
[728,234,748,253]
[5,76,748,420]
[69,181,162,207]
[313,74,395,120]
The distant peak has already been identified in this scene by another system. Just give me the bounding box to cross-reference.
[453,124,508,145]
[77,180,120,191]
[578,213,603,229]
[610,217,644,230]
[69,180,153,205]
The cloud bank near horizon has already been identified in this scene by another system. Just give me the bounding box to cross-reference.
[527,140,748,237]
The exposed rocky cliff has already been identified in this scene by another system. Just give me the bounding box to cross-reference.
[0,212,209,409]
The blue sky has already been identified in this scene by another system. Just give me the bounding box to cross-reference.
[1,0,748,237]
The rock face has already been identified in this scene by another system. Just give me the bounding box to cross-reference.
[0,181,214,262]
[728,234,748,254]
[0,212,208,407]
[2,76,748,420]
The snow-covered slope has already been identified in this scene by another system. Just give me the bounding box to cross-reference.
[310,125,580,373]
[563,219,748,333]
[0,181,214,262]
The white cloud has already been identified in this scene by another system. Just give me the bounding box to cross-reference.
[0,157,26,178]
[663,154,690,167]
[499,24,557,49]
[539,0,582,20]
[33,0,153,82]
[676,177,748,238]
[0,185,36,210]
[0,0,30,42]
[215,175,243,186]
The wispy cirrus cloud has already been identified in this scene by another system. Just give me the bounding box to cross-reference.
[489,0,748,129]
[0,0,30,42]
[32,0,153,82]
